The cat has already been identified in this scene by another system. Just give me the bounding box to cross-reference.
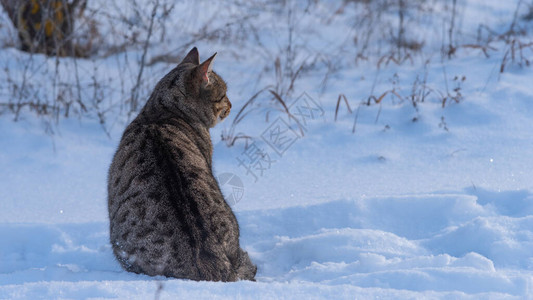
[107,47,257,282]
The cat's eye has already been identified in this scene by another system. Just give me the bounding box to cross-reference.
[215,94,226,103]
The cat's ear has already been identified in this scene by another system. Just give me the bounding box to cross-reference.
[181,47,200,65]
[197,52,217,86]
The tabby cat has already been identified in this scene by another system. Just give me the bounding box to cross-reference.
[107,47,257,282]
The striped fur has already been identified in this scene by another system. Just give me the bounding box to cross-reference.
[107,48,256,281]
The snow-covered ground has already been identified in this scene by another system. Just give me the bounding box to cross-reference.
[1,0,533,299]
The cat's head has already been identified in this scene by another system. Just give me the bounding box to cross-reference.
[161,47,231,128]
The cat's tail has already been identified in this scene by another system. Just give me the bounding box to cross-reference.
[235,249,257,281]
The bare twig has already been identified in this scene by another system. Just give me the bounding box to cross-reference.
[130,0,159,114]
[447,0,457,58]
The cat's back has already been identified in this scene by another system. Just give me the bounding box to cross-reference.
[108,116,211,230]
[108,118,197,272]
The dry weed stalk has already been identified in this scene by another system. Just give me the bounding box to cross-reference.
[334,94,352,122]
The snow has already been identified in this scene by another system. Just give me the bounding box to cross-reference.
[1,0,533,299]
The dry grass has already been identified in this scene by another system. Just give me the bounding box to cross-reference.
[334,94,352,122]
[0,0,531,137]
